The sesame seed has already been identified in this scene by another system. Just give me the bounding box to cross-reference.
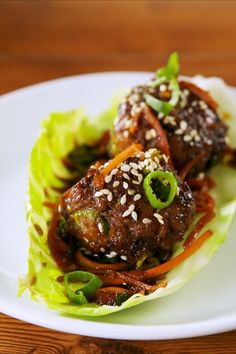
[138,174,143,183]
[188,107,193,114]
[160,84,167,92]
[145,128,157,140]
[192,100,198,107]
[133,194,141,201]
[58,205,62,213]
[120,194,127,205]
[105,175,112,183]
[175,129,183,135]
[131,168,139,176]
[125,119,132,129]
[128,189,136,195]
[123,130,129,138]
[121,164,131,172]
[162,154,169,163]
[198,172,205,180]
[131,211,138,221]
[121,255,127,261]
[111,168,118,175]
[100,247,105,252]
[94,191,103,197]
[123,181,129,189]
[122,209,132,217]
[183,135,192,142]
[123,173,130,180]
[98,222,103,233]
[129,204,135,212]
[194,135,201,142]
[101,189,110,195]
[130,162,139,169]
[154,213,164,224]
[107,192,113,201]
[106,251,117,258]
[163,115,176,126]
[180,120,188,130]
[158,112,164,119]
[142,218,152,224]
[199,100,208,110]
[133,180,141,185]
[183,89,190,96]
[83,237,89,243]
[113,181,120,187]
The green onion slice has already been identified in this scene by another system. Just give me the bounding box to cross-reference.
[145,52,181,116]
[143,171,178,209]
[64,271,102,304]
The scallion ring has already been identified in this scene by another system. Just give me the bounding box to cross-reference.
[64,271,102,304]
[143,171,178,209]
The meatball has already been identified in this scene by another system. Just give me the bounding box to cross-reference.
[112,80,227,175]
[58,148,195,267]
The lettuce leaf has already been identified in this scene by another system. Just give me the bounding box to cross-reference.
[21,78,236,317]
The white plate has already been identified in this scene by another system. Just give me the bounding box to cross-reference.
[0,72,236,340]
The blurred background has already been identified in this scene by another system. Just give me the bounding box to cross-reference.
[0,0,236,94]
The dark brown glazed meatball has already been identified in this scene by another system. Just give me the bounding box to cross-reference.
[112,80,227,175]
[58,149,195,267]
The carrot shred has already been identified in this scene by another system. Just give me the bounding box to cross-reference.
[76,250,129,271]
[43,201,57,209]
[183,211,215,248]
[131,229,213,280]
[179,81,218,111]
[179,155,200,180]
[143,106,173,167]
[101,143,143,178]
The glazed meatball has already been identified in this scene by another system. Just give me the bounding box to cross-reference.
[58,148,195,267]
[113,80,227,175]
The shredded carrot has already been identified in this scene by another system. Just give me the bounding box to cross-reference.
[43,201,57,209]
[184,211,215,248]
[101,143,143,178]
[132,229,213,280]
[179,155,200,180]
[179,81,218,111]
[143,106,173,167]
[76,250,129,271]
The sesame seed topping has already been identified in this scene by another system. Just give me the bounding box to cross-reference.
[183,135,192,142]
[123,181,129,189]
[154,213,164,224]
[83,237,89,243]
[106,251,117,258]
[131,211,138,221]
[138,174,143,183]
[98,222,103,233]
[121,255,127,261]
[123,130,129,138]
[58,205,62,213]
[120,194,127,205]
[131,168,139,176]
[130,162,139,169]
[111,168,118,175]
[105,175,112,183]
[94,191,103,197]
[129,204,135,212]
[158,112,164,119]
[121,164,131,172]
[133,194,141,201]
[188,107,193,114]
[145,128,157,140]
[192,100,198,107]
[128,189,136,195]
[199,100,208,110]
[175,129,183,135]
[160,84,167,92]
[123,173,130,180]
[142,218,152,224]
[122,208,132,217]
[113,181,120,187]
[163,115,176,126]
[101,189,110,195]
[107,192,113,201]
[180,120,188,130]
[100,247,105,252]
